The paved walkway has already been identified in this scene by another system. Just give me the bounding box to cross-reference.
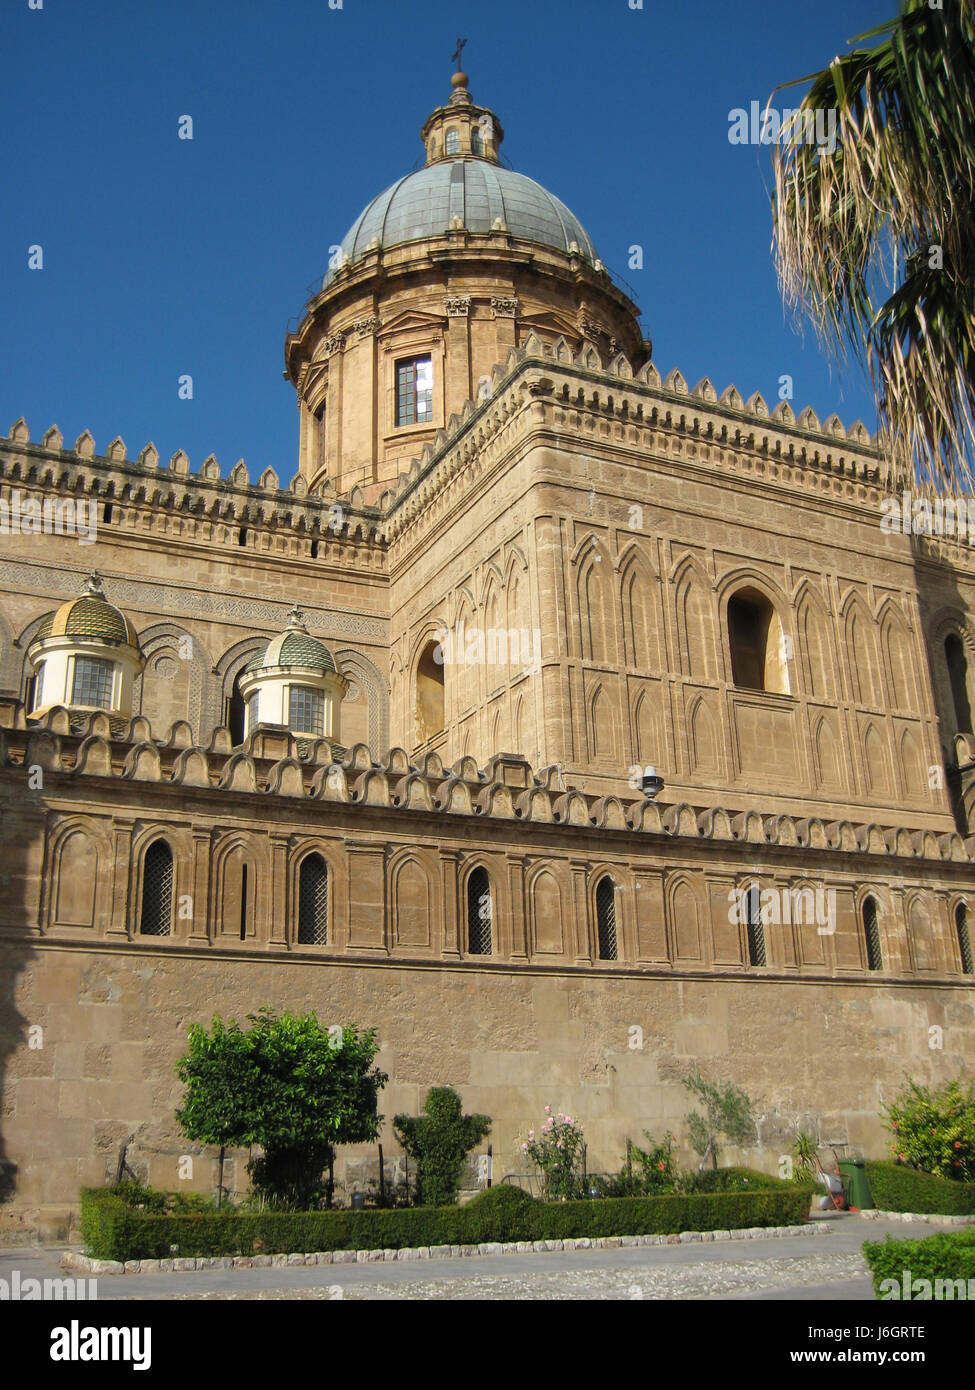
[0,1213,935,1300]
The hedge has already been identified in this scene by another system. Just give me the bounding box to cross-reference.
[80,1181,813,1262]
[864,1162,975,1215]
[863,1230,975,1298]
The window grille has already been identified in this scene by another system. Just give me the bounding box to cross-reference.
[467,868,492,954]
[745,882,766,966]
[396,357,433,426]
[289,685,324,736]
[298,854,328,946]
[71,656,114,709]
[595,876,618,960]
[957,903,973,975]
[140,840,174,937]
[864,896,882,971]
[445,129,460,155]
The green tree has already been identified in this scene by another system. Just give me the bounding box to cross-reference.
[175,1010,387,1209]
[394,1087,491,1206]
[682,1070,756,1170]
[771,1,975,489]
[882,1076,975,1179]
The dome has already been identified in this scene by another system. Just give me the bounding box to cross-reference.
[32,574,139,649]
[246,606,340,675]
[327,160,598,285]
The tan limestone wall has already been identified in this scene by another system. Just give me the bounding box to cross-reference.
[2,943,972,1242]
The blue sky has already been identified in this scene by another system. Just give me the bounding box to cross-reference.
[3,0,889,483]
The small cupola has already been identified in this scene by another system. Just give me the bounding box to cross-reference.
[26,571,145,718]
[238,604,348,745]
[420,66,504,165]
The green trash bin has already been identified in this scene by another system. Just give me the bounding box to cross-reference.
[837,1158,872,1210]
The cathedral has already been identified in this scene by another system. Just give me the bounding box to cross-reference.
[1,69,974,1241]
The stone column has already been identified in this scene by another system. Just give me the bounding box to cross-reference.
[507,855,528,960]
[188,829,211,943]
[569,858,591,964]
[108,819,135,938]
[268,834,290,948]
[440,849,462,959]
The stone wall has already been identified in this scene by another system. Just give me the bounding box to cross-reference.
[2,941,971,1243]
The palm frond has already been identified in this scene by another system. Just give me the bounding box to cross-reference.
[771,0,975,489]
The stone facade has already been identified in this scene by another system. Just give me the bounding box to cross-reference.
[0,73,974,1241]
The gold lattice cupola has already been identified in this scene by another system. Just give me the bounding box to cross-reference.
[420,64,504,165]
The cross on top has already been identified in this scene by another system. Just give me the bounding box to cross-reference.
[452,37,467,71]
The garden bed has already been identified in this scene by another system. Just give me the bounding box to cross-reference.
[80,1181,814,1263]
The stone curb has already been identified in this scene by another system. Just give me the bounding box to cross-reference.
[858,1209,975,1227]
[61,1222,828,1276]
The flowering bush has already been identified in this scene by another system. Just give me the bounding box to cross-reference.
[630,1132,677,1194]
[882,1077,975,1180]
[522,1107,585,1200]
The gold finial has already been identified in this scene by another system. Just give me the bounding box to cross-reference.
[287,602,307,630]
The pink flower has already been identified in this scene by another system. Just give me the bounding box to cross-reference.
[521,1143,528,1151]
[565,1116,573,1125]
[528,1131,535,1139]
[956,1142,962,1149]
[544,1106,551,1115]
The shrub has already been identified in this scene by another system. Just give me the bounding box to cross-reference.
[683,1071,756,1169]
[864,1161,975,1215]
[393,1088,491,1207]
[863,1230,975,1298]
[80,1182,810,1262]
[461,1185,543,1242]
[629,1132,678,1194]
[522,1108,585,1199]
[677,1166,796,1195]
[881,1077,975,1180]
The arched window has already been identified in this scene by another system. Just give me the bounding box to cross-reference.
[956,902,973,975]
[140,839,174,937]
[467,867,492,955]
[745,881,766,966]
[297,853,328,946]
[595,876,618,960]
[863,895,882,971]
[728,588,789,693]
[946,635,973,734]
[470,128,483,156]
[445,128,460,155]
[415,641,445,743]
[225,675,244,750]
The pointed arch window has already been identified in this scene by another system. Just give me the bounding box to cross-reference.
[140,839,174,937]
[946,634,973,734]
[863,895,882,971]
[728,588,789,694]
[595,876,618,960]
[745,881,766,966]
[467,867,492,955]
[297,853,328,946]
[415,641,445,743]
[956,902,973,975]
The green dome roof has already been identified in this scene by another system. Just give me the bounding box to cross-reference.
[31,576,140,650]
[246,610,339,675]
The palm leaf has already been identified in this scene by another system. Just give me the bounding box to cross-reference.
[771,0,975,489]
